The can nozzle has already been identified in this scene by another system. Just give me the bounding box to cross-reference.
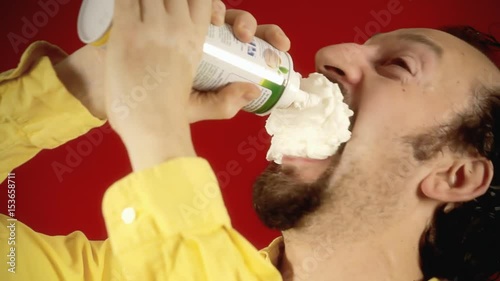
[291,89,321,109]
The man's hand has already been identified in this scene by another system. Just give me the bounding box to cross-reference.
[54,5,291,123]
[104,0,210,170]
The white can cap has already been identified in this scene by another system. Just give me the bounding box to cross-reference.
[275,71,320,110]
[77,0,114,44]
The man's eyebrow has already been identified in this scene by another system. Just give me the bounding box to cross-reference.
[396,33,444,57]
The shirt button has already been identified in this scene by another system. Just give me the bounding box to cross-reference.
[121,207,136,224]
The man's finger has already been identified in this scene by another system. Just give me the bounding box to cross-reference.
[114,0,142,28]
[165,0,189,17]
[255,24,291,52]
[210,0,226,26]
[225,10,290,51]
[141,0,166,23]
[225,9,258,42]
[188,82,260,122]
[187,0,212,25]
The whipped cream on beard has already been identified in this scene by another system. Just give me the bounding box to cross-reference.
[265,72,353,164]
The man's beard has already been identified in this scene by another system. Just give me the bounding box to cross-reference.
[252,151,343,231]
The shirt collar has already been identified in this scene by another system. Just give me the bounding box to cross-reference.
[259,236,284,268]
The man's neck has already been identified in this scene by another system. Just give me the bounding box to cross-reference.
[278,214,428,281]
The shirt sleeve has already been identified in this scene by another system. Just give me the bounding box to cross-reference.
[0,41,115,281]
[0,213,122,281]
[0,41,105,182]
[102,157,282,281]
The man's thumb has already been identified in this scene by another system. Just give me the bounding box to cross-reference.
[222,82,260,103]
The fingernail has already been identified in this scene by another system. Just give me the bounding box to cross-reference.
[239,24,253,37]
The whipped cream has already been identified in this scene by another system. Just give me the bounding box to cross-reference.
[265,72,353,164]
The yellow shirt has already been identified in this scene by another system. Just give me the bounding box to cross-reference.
[0,42,440,281]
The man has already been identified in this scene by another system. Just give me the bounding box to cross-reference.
[255,26,500,281]
[1,1,499,281]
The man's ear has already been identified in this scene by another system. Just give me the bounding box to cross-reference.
[420,158,494,202]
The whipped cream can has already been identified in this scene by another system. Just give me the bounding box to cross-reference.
[78,0,304,115]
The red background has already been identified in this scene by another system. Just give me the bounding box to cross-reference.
[1,0,499,252]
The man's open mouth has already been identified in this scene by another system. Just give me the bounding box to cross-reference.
[321,73,357,132]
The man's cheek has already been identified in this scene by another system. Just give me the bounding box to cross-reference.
[349,107,382,135]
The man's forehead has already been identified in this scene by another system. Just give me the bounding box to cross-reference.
[367,28,498,76]
[370,28,445,38]
[367,28,447,46]
[368,28,479,49]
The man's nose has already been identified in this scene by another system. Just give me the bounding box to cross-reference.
[315,43,368,88]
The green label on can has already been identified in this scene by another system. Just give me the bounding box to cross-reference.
[254,80,286,114]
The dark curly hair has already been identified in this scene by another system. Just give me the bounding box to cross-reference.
[419,25,500,281]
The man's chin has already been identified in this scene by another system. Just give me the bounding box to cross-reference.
[252,157,335,230]
[280,156,332,183]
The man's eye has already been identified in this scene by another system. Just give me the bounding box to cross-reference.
[385,57,412,73]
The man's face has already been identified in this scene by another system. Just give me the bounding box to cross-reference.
[253,28,498,232]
